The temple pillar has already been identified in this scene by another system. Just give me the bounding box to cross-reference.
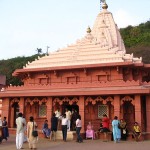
[78,96,85,132]
[10,107,14,128]
[146,95,150,132]
[2,98,10,127]
[135,95,142,127]
[114,95,120,119]
[47,97,53,127]
[19,97,25,114]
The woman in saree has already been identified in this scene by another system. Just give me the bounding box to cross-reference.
[27,116,38,150]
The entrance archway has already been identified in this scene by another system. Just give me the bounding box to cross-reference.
[123,101,135,131]
[12,102,19,128]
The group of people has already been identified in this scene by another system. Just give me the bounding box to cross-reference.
[1,110,142,149]
[86,114,141,143]
[41,108,83,143]
[0,115,9,143]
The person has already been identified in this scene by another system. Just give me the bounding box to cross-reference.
[65,108,72,131]
[132,122,141,142]
[42,120,51,138]
[0,115,2,143]
[16,113,25,149]
[86,122,95,140]
[76,114,83,143]
[120,119,127,140]
[22,115,27,143]
[61,114,68,142]
[27,116,38,150]
[71,109,78,131]
[2,117,9,141]
[102,114,110,142]
[112,116,121,143]
[95,119,103,139]
[51,113,58,141]
[55,108,61,130]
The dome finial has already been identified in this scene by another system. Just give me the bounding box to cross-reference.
[100,0,108,10]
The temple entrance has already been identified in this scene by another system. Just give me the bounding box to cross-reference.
[62,104,79,131]
[123,101,135,131]
[62,104,79,115]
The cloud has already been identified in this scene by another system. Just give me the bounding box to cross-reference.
[113,9,135,28]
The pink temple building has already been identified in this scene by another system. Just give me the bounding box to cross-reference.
[0,2,150,139]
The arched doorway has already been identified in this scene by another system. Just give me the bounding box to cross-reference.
[12,102,19,128]
[123,101,135,131]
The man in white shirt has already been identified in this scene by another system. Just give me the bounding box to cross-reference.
[65,108,72,131]
[16,112,25,149]
[61,114,68,141]
[55,108,61,130]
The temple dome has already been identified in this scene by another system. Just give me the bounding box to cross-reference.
[24,3,142,69]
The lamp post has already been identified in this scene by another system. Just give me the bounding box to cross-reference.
[47,46,50,55]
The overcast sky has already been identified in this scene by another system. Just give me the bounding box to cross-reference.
[0,0,149,60]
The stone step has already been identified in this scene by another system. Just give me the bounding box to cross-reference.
[54,130,75,140]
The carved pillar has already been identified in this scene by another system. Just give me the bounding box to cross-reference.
[19,97,25,114]
[2,98,10,127]
[135,95,142,127]
[146,95,150,132]
[47,97,53,127]
[114,95,120,119]
[10,106,14,128]
[78,96,85,132]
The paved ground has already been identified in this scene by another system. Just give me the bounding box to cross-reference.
[0,135,150,150]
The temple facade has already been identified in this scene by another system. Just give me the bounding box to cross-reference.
[0,2,150,139]
[0,74,6,115]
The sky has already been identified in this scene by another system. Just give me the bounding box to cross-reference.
[0,0,150,60]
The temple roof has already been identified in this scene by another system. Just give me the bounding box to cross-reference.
[24,2,142,70]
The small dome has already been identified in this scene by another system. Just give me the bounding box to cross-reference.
[87,26,91,33]
[102,2,108,9]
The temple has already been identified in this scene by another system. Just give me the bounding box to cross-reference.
[0,2,150,139]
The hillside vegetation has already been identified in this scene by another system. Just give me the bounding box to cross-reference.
[0,21,150,85]
[120,20,150,63]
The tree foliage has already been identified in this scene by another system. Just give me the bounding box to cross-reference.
[0,54,44,86]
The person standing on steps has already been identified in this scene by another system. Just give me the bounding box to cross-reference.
[51,113,58,141]
[65,108,72,131]
[55,108,61,130]
[76,114,83,143]
[61,114,68,142]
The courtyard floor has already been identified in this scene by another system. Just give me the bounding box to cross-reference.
[0,135,150,150]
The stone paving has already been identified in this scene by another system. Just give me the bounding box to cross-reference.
[0,135,150,150]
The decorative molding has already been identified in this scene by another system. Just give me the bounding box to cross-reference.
[6,80,140,91]
[121,96,134,105]
[10,98,20,106]
[85,96,114,105]
[25,97,48,106]
[53,97,79,106]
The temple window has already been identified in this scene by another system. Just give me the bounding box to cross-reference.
[98,105,108,118]
[39,104,47,117]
